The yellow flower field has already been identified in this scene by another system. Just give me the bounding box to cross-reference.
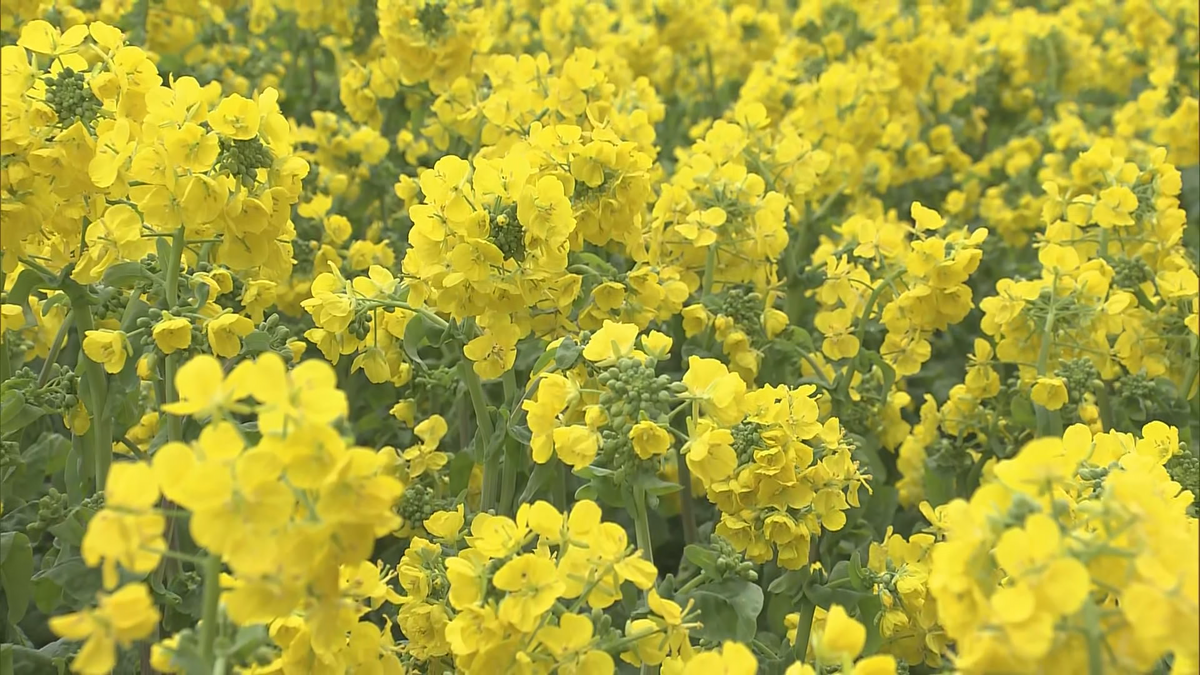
[0,1,1197,674]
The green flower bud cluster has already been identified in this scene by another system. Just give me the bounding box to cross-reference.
[596,356,685,470]
[137,307,204,357]
[216,136,274,189]
[730,420,767,464]
[93,285,127,322]
[1115,371,1155,403]
[1056,357,1099,402]
[416,1,450,38]
[397,483,452,531]
[411,366,459,415]
[487,209,526,262]
[993,492,1042,530]
[45,68,101,128]
[1111,256,1151,289]
[27,487,70,541]
[924,437,972,473]
[710,536,759,582]
[1165,445,1198,514]
[4,365,80,415]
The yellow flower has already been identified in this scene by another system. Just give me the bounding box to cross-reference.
[49,583,160,675]
[0,303,24,337]
[83,329,131,374]
[683,356,746,426]
[152,312,192,354]
[583,320,640,365]
[1031,376,1068,411]
[630,421,671,460]
[424,505,465,540]
[815,604,865,663]
[163,354,252,418]
[553,425,599,469]
[682,641,757,675]
[209,93,261,140]
[206,313,254,358]
[492,553,565,632]
[910,201,945,231]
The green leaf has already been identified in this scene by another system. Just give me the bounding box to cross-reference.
[1,532,33,623]
[530,347,558,376]
[31,555,101,604]
[1,391,47,439]
[47,507,91,547]
[191,280,211,309]
[1010,396,1036,429]
[767,568,810,596]
[863,351,896,398]
[554,336,581,370]
[686,579,764,642]
[803,581,872,610]
[5,269,53,323]
[518,462,556,503]
[630,472,682,496]
[862,485,898,539]
[923,466,956,508]
[101,261,150,288]
[683,544,718,573]
[241,330,272,354]
[848,550,868,592]
[402,313,428,368]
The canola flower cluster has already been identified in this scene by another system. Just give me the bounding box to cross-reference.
[0,1,1197,674]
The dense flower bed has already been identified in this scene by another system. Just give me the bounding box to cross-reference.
[0,1,1197,674]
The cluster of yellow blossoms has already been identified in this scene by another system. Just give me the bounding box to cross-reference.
[0,1,1196,675]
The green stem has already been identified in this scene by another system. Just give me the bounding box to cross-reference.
[791,599,816,662]
[632,486,654,565]
[1092,380,1115,433]
[702,245,718,296]
[792,538,819,661]
[838,268,904,400]
[163,228,187,443]
[65,434,84,506]
[674,451,698,546]
[460,360,499,511]
[1182,334,1199,402]
[65,284,111,492]
[36,311,73,388]
[676,573,707,596]
[1034,273,1063,437]
[198,554,222,665]
[164,227,185,308]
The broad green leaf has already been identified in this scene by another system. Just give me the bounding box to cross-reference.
[402,313,428,368]
[1,532,34,623]
[683,544,719,573]
[686,579,764,642]
[101,261,150,288]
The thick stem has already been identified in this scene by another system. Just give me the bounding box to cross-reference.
[36,311,73,388]
[498,370,522,515]
[839,268,904,400]
[198,554,222,665]
[791,602,817,662]
[1034,274,1063,437]
[1092,380,1115,433]
[702,245,718,297]
[792,538,819,662]
[65,285,111,492]
[460,360,498,511]
[163,228,187,443]
[66,434,84,506]
[632,486,654,565]
[674,451,698,546]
